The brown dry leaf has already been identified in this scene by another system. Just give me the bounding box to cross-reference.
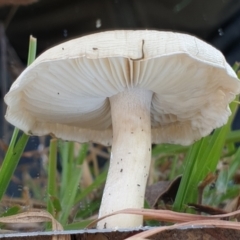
[0,209,70,240]
[129,238,150,240]
[125,219,240,239]
[86,208,216,228]
[0,196,46,209]
[0,139,8,152]
[224,195,240,221]
[88,207,240,229]
[87,208,240,240]
[188,203,228,215]
[145,176,181,208]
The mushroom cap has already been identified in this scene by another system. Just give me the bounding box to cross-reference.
[4,30,240,146]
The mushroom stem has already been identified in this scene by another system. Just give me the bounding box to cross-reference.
[98,88,153,229]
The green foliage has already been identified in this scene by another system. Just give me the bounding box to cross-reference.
[0,36,37,202]
[47,139,58,217]
[0,206,21,217]
[173,101,237,211]
[151,69,240,213]
[37,138,106,229]
[58,142,88,225]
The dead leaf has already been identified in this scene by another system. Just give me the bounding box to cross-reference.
[188,203,228,215]
[145,176,181,208]
[125,219,240,239]
[88,207,240,229]
[0,209,70,240]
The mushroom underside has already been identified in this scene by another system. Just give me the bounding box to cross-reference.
[5,55,238,146]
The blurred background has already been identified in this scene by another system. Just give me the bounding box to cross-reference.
[0,0,239,208]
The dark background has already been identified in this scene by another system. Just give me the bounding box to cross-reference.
[1,0,239,132]
[0,0,239,196]
[1,0,240,64]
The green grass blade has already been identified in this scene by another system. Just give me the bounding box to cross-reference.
[226,130,240,144]
[76,143,88,165]
[27,35,37,66]
[152,130,240,159]
[59,141,74,199]
[59,167,82,224]
[64,220,92,230]
[74,168,107,205]
[1,206,21,217]
[0,36,36,202]
[76,199,100,219]
[173,100,238,212]
[59,143,87,225]
[0,132,29,201]
[232,62,240,72]
[47,138,58,216]
[152,144,188,156]
[228,148,240,179]
[173,138,207,211]
[8,128,19,150]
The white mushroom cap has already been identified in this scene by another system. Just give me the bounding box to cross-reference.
[5,30,240,229]
[4,30,240,146]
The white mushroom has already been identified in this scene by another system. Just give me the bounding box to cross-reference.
[4,30,240,229]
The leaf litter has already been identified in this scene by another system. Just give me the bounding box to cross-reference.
[88,208,240,239]
[0,209,70,240]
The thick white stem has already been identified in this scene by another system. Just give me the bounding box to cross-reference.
[97,88,153,229]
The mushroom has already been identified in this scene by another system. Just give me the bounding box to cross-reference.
[4,30,240,229]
